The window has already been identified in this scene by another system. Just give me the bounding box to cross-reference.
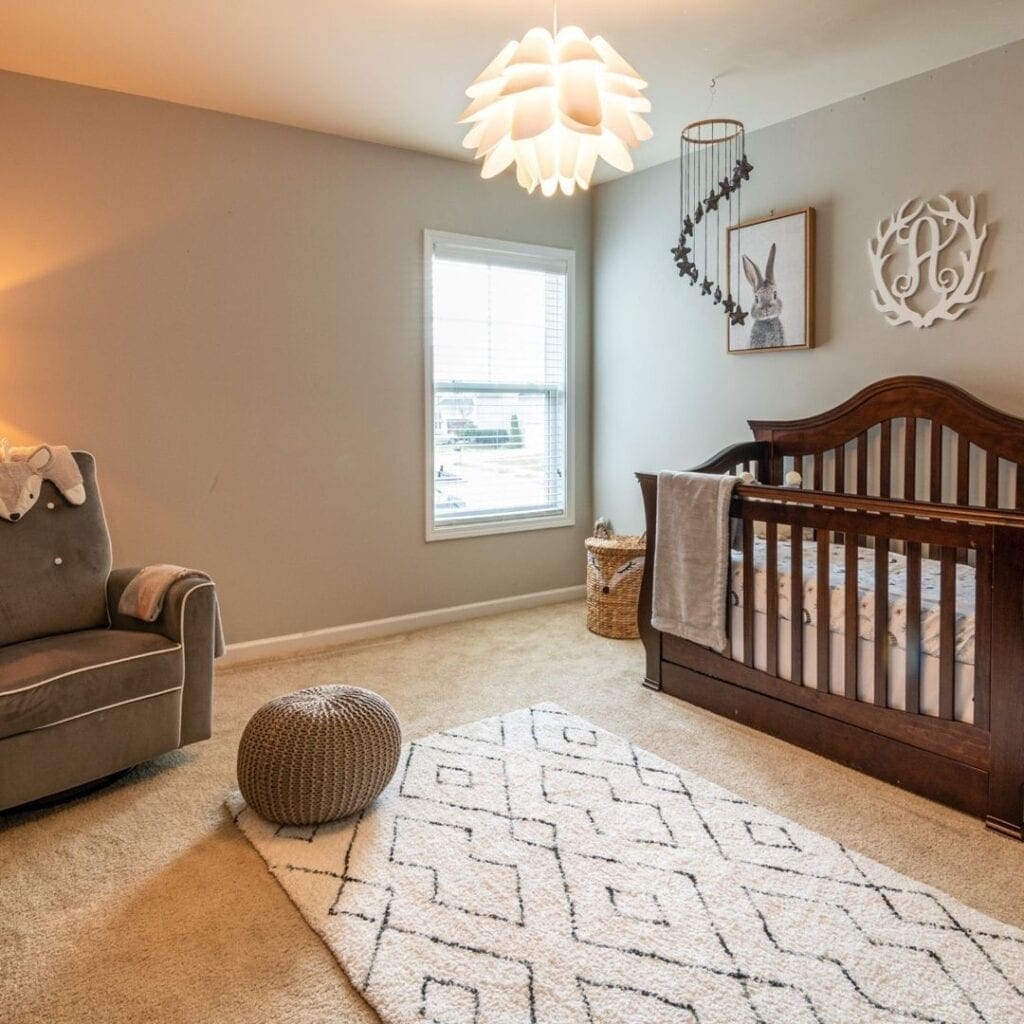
[424,230,574,540]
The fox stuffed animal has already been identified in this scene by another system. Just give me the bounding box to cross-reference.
[0,443,52,522]
[0,439,87,522]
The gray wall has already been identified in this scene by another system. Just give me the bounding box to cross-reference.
[593,41,1024,533]
[0,71,592,643]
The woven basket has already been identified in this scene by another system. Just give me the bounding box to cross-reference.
[585,532,646,639]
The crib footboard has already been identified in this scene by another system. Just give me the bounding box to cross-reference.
[637,470,1024,838]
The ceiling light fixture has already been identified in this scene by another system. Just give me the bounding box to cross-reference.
[458,4,651,197]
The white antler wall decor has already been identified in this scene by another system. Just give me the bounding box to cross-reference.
[867,194,988,329]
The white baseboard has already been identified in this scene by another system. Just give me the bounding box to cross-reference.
[219,584,586,669]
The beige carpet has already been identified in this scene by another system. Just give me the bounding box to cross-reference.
[3,601,1024,1024]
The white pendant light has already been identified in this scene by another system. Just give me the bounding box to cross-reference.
[458,11,651,197]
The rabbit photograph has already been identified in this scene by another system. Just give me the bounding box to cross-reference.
[726,207,815,353]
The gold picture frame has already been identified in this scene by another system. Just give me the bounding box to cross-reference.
[726,207,815,354]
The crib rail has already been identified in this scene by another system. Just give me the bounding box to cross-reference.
[728,490,992,727]
[734,483,1024,527]
[691,440,769,479]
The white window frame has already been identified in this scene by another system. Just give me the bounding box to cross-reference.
[424,229,576,542]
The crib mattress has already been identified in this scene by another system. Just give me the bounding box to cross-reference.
[729,537,976,667]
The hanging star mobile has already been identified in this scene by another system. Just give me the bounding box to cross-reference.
[670,117,755,326]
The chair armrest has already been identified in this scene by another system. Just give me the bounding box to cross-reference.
[106,567,220,746]
[107,567,143,630]
[107,567,220,648]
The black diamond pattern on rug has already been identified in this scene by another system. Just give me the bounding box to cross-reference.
[229,703,1024,1023]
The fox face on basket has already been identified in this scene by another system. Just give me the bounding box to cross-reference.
[587,552,646,595]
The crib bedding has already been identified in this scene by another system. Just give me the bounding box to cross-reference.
[729,536,977,667]
[727,606,976,722]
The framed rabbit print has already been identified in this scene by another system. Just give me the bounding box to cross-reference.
[726,208,815,353]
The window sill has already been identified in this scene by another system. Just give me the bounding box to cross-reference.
[426,511,575,542]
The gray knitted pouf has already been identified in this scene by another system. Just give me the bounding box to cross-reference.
[237,685,401,826]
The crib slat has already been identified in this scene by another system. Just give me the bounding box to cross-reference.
[956,435,970,504]
[904,418,918,500]
[880,420,892,499]
[905,541,922,714]
[974,541,992,730]
[939,546,956,720]
[834,444,846,544]
[813,452,823,490]
[816,530,831,692]
[986,453,1000,509]
[928,424,944,561]
[791,527,804,685]
[874,539,890,708]
[855,432,869,547]
[843,534,858,699]
[930,421,943,503]
[1017,463,1024,511]
[954,435,970,562]
[742,517,755,668]
[765,521,779,677]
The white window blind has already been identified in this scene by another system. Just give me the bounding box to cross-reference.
[425,231,574,540]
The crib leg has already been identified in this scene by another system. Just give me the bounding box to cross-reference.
[986,815,1024,841]
[638,472,662,690]
[986,526,1024,840]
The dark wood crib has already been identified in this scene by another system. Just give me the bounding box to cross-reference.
[637,376,1024,839]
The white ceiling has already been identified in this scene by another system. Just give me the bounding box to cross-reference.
[1,0,1022,181]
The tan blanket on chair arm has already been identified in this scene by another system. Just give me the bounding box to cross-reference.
[111,565,225,657]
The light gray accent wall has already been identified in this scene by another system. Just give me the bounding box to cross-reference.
[0,70,592,644]
[593,41,1024,533]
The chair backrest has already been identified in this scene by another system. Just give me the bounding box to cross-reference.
[0,452,112,647]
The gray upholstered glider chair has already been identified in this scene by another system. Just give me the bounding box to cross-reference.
[0,453,221,811]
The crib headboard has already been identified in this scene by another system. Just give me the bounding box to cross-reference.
[748,376,1024,511]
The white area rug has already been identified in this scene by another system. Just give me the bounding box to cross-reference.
[227,703,1024,1023]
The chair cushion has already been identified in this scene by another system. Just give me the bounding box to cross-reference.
[0,628,182,740]
[0,453,112,647]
